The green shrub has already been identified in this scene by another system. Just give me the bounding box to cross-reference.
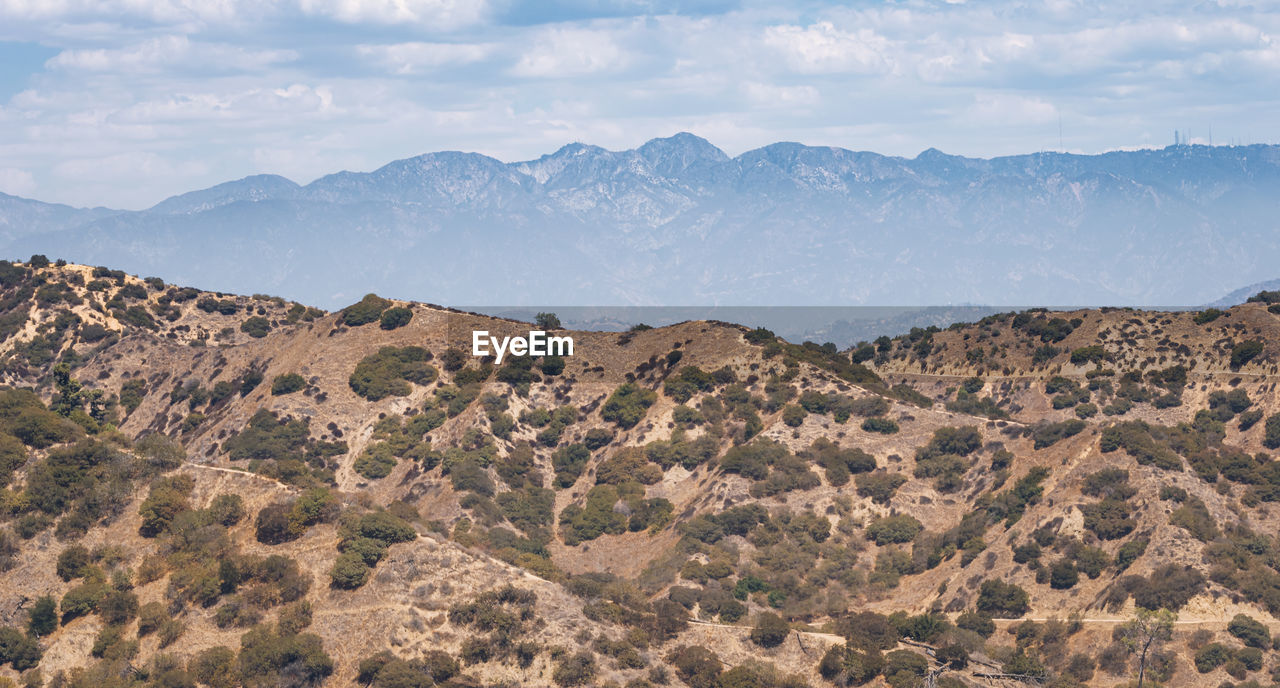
[1082,498,1135,540]
[27,596,57,637]
[379,307,413,330]
[1227,613,1270,649]
[354,444,397,480]
[1070,345,1108,364]
[976,580,1029,618]
[270,373,306,395]
[602,383,657,428]
[559,485,627,545]
[240,316,271,338]
[866,514,923,545]
[1049,560,1078,589]
[1132,564,1204,611]
[749,612,789,648]
[552,651,596,687]
[955,611,995,638]
[861,417,899,434]
[1031,419,1086,449]
[0,626,41,670]
[1230,340,1264,369]
[349,346,438,401]
[329,551,371,589]
[855,471,907,505]
[60,582,107,622]
[340,294,392,326]
[1194,643,1232,673]
[55,545,92,581]
[1265,413,1280,450]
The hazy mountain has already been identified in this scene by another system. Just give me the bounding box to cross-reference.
[1206,278,1280,307]
[4,134,1279,309]
[0,191,118,245]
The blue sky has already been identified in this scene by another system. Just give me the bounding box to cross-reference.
[1,0,1278,208]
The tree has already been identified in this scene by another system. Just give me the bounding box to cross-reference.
[535,312,562,330]
[1117,607,1175,688]
[27,596,57,637]
[749,612,789,648]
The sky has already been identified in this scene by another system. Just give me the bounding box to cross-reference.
[1,0,1278,209]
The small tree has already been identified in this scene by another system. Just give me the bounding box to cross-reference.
[1117,607,1175,688]
[535,312,562,330]
[749,612,789,648]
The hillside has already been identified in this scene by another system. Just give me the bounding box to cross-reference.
[4,138,1280,308]
[1,260,1280,687]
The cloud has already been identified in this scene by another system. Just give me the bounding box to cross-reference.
[3,0,1280,207]
[356,41,494,74]
[296,0,489,28]
[0,167,36,196]
[512,26,627,77]
[965,94,1058,126]
[762,21,894,75]
[741,81,819,107]
[47,36,297,74]
[51,151,206,182]
[1,0,487,27]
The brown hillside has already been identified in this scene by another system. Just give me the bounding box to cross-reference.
[1,260,1279,688]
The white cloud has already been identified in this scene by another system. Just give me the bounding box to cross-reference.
[741,81,820,107]
[356,41,493,74]
[966,94,1058,126]
[3,0,1280,207]
[52,151,206,182]
[762,21,894,75]
[512,27,626,77]
[47,36,297,74]
[296,0,488,28]
[0,167,36,196]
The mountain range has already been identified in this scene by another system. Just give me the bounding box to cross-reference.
[3,134,1279,310]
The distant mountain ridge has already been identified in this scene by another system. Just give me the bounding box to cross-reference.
[3,134,1279,309]
[1206,278,1280,307]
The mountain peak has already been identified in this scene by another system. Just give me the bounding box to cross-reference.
[637,132,728,176]
[148,174,301,214]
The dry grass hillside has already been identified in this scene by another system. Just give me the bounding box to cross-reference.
[1,259,1280,688]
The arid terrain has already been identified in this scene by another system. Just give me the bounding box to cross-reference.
[1,259,1279,688]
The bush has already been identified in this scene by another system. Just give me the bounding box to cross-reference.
[1230,340,1264,369]
[856,471,907,505]
[55,545,92,581]
[866,514,923,545]
[60,582,106,622]
[0,626,41,670]
[27,596,57,637]
[329,552,371,589]
[1227,613,1270,649]
[1265,413,1280,450]
[270,373,306,395]
[1049,560,1078,589]
[553,651,597,687]
[349,346,438,401]
[240,316,271,338]
[340,294,392,326]
[379,307,413,330]
[354,445,397,480]
[1031,419,1086,449]
[955,611,995,638]
[254,503,295,545]
[602,383,657,429]
[1132,564,1204,611]
[749,612,789,648]
[976,580,1029,617]
[861,417,899,434]
[1194,643,1232,673]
